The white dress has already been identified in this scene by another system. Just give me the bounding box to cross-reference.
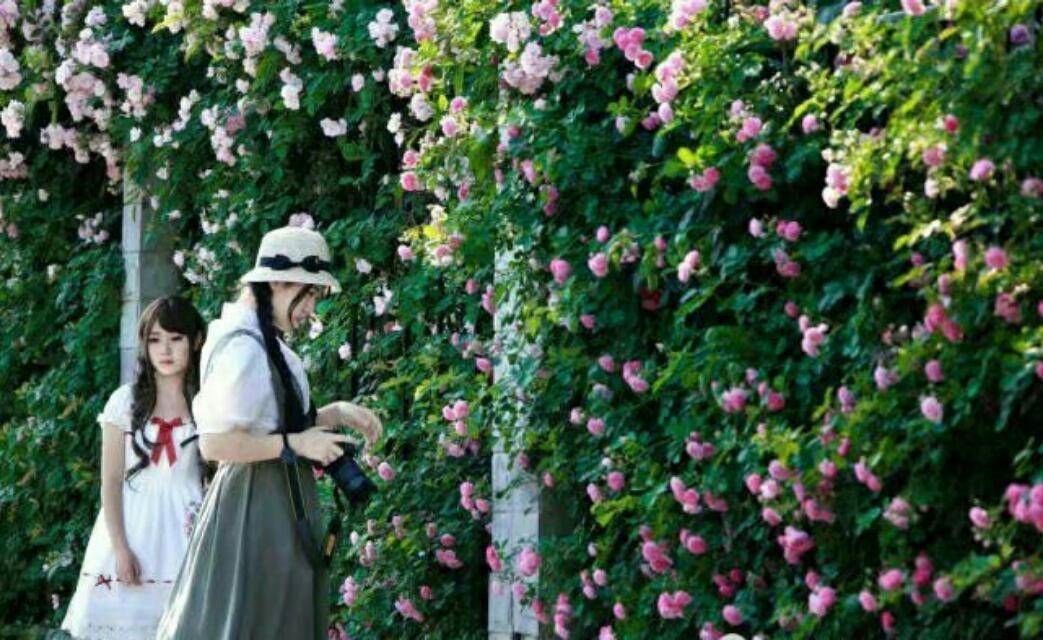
[60,384,205,640]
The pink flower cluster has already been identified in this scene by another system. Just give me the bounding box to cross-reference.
[612,27,653,70]
[669,476,700,514]
[668,0,708,31]
[747,143,776,191]
[1005,483,1043,532]
[650,51,684,123]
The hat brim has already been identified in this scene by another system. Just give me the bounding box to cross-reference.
[240,267,342,294]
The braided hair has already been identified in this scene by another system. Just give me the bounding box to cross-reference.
[127,296,206,482]
[249,282,315,434]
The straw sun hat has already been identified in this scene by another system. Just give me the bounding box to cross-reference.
[240,225,342,293]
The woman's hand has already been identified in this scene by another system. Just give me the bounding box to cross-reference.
[115,545,142,586]
[337,402,383,447]
[288,426,353,466]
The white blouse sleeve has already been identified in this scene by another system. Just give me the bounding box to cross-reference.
[193,334,272,435]
[97,384,133,432]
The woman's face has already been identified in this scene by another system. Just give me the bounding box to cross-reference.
[147,325,192,379]
[271,282,324,333]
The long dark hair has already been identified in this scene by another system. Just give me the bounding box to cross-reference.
[249,282,316,433]
[126,296,206,482]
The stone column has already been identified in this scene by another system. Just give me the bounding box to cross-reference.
[119,179,178,383]
[488,246,572,640]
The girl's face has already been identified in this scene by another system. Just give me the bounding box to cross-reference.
[147,325,192,378]
[271,282,325,333]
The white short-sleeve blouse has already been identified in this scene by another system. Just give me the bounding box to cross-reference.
[192,302,311,436]
[97,383,133,433]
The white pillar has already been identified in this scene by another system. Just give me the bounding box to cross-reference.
[489,247,572,639]
[120,179,178,383]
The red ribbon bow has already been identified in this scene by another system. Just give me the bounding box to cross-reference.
[150,416,183,466]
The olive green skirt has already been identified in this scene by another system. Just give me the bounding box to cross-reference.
[155,459,328,640]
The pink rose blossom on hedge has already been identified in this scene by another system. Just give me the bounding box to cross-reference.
[400,170,420,191]
[588,252,609,277]
[642,540,674,574]
[606,471,625,492]
[901,0,926,16]
[884,497,910,529]
[924,359,943,382]
[685,433,716,460]
[340,576,359,606]
[435,548,463,568]
[776,219,802,241]
[762,507,782,526]
[1021,177,1043,198]
[854,458,882,493]
[984,246,1009,270]
[597,354,616,372]
[612,602,626,620]
[809,586,837,617]
[768,459,793,480]
[677,249,700,282]
[859,590,878,612]
[837,386,856,413]
[622,360,649,393]
[736,116,762,142]
[377,461,396,481]
[878,569,905,592]
[486,545,503,571]
[586,417,605,437]
[668,0,708,31]
[764,13,798,41]
[920,395,943,423]
[934,577,955,602]
[516,546,541,576]
[689,166,720,192]
[745,473,762,494]
[680,529,707,554]
[924,303,964,343]
[995,292,1022,323]
[721,387,748,413]
[670,476,701,513]
[822,163,850,208]
[778,526,814,564]
[395,596,424,622]
[750,143,777,167]
[722,604,744,626]
[656,591,691,619]
[922,144,946,167]
[969,159,995,181]
[969,506,991,529]
[874,365,898,390]
[800,317,829,357]
[586,482,604,503]
[802,114,820,133]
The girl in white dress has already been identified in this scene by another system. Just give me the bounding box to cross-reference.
[60,296,207,640]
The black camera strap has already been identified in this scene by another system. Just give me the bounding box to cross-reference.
[202,328,337,569]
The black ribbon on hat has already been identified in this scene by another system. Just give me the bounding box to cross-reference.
[259,253,332,273]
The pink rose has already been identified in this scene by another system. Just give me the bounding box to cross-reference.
[549,258,572,284]
[920,395,944,423]
[588,252,609,278]
[516,546,541,576]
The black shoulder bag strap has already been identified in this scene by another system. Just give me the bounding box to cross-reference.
[202,329,332,569]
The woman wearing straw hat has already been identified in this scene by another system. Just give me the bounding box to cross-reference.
[156,225,382,640]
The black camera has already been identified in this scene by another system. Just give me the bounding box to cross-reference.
[321,443,376,505]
